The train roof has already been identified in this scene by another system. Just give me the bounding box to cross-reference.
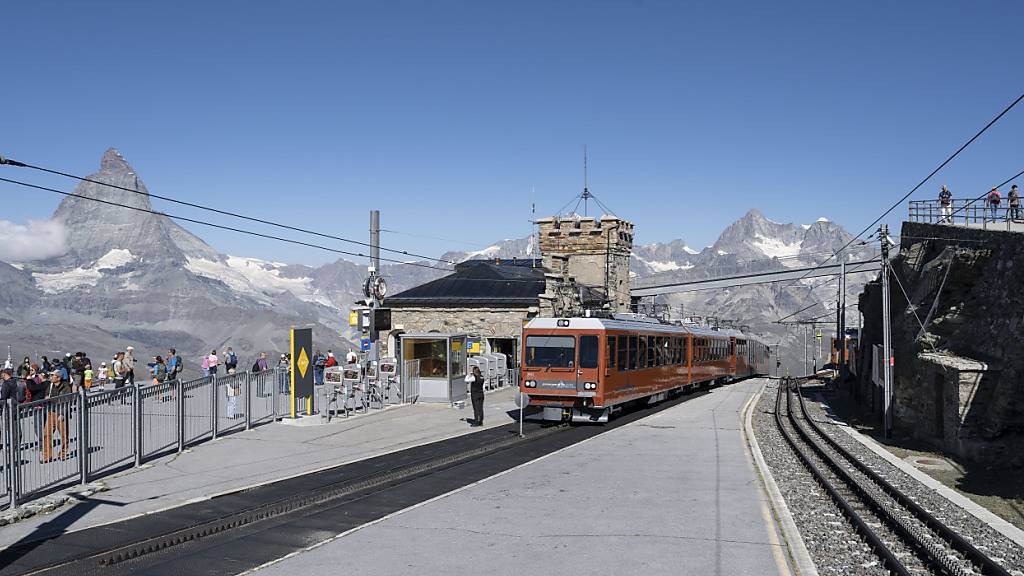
[524,317,764,341]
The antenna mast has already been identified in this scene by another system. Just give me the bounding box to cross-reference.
[581,144,592,216]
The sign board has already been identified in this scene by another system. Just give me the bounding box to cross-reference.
[348,311,359,326]
[360,337,371,352]
[373,308,392,332]
[468,337,481,354]
[290,328,314,417]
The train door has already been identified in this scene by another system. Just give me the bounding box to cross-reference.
[577,333,601,391]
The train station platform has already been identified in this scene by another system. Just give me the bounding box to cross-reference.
[251,379,791,576]
[0,388,522,551]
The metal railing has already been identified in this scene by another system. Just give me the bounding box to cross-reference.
[909,198,1024,230]
[1,368,285,509]
[1,362,441,509]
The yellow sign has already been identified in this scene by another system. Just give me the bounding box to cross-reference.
[452,341,462,352]
[296,347,310,379]
[348,311,359,326]
[468,341,480,354]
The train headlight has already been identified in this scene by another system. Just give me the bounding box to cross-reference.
[583,382,597,390]
[524,380,537,388]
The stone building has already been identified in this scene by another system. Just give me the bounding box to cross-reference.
[536,215,634,314]
[380,214,634,364]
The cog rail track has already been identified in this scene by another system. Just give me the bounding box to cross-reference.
[775,378,1011,576]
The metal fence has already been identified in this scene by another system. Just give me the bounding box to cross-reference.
[1,368,287,509]
[1,362,439,509]
[909,198,1024,230]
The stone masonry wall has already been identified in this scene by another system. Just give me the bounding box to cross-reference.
[380,307,535,356]
[856,221,1024,465]
[536,215,633,312]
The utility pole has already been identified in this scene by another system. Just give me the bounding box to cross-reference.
[803,324,809,376]
[879,224,893,438]
[839,260,847,382]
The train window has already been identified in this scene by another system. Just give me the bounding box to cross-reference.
[524,335,576,368]
[580,336,599,369]
[647,336,656,367]
[682,337,689,364]
[629,335,639,370]
[616,336,627,370]
[637,336,646,370]
[606,336,617,369]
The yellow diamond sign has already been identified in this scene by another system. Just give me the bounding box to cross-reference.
[296,348,310,379]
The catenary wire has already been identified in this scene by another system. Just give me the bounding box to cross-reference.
[0,177,452,272]
[778,90,1024,291]
[0,156,456,267]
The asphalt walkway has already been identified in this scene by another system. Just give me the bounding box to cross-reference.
[251,379,790,576]
[0,389,521,550]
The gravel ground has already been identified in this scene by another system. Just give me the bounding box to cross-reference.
[752,379,891,576]
[799,380,1024,574]
[753,377,1024,575]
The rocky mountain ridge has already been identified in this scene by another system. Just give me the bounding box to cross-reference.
[1,149,877,372]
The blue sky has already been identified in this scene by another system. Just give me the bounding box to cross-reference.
[2,1,1022,265]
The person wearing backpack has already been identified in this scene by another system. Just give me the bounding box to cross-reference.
[167,348,183,381]
[224,347,238,372]
[987,187,1001,222]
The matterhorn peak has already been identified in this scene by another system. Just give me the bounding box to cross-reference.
[100,147,131,172]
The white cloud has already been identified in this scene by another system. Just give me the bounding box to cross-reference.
[0,219,68,262]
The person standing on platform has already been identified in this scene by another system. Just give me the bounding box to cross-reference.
[1009,184,1021,222]
[43,370,73,462]
[987,187,1001,222]
[207,349,219,376]
[313,350,326,386]
[938,185,953,223]
[112,352,127,389]
[345,349,359,365]
[124,346,136,387]
[224,346,238,372]
[465,365,485,427]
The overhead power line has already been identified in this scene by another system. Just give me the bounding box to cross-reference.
[781,89,1024,291]
[0,177,452,272]
[0,156,455,267]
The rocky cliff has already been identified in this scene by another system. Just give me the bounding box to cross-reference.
[856,221,1024,465]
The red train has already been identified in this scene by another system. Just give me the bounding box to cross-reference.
[520,315,771,423]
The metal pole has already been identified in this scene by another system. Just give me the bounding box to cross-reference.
[803,325,808,376]
[134,386,142,467]
[518,391,524,438]
[840,260,847,381]
[177,379,185,452]
[880,224,894,438]
[79,390,88,485]
[9,399,20,508]
[211,375,218,439]
[245,371,252,431]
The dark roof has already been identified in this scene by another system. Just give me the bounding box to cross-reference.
[384,260,545,307]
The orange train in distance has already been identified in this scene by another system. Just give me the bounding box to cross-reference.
[519,314,772,423]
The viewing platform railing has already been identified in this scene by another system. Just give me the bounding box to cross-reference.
[909,198,1024,231]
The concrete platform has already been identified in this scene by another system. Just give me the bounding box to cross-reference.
[0,388,522,550]
[251,379,791,576]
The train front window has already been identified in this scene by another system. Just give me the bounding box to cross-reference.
[525,335,576,368]
[580,335,599,369]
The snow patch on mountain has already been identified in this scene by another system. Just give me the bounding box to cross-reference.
[645,260,695,273]
[186,256,334,307]
[752,234,801,259]
[462,245,501,261]
[33,249,136,293]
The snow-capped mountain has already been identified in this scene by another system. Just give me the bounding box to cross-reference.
[0,149,876,371]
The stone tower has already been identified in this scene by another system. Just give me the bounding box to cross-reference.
[536,215,634,314]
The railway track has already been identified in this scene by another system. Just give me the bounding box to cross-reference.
[774,377,1012,576]
[1,383,719,576]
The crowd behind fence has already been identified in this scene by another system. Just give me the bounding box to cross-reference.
[1,362,522,510]
[0,368,290,509]
[909,198,1024,230]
